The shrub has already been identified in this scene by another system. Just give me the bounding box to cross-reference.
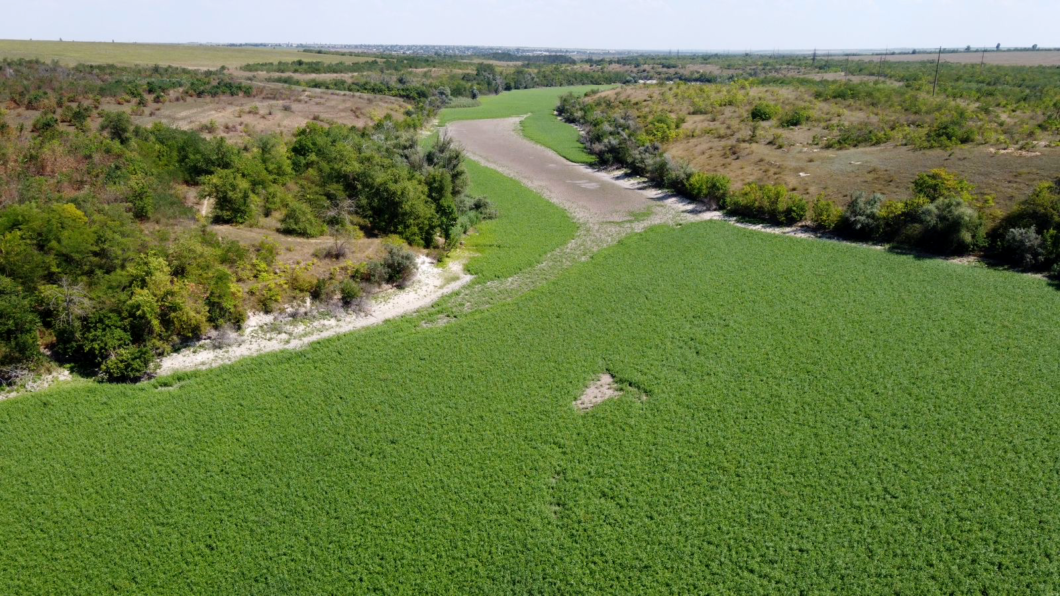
[98,346,156,383]
[127,177,154,220]
[841,192,885,239]
[206,269,246,327]
[912,169,976,203]
[724,183,807,225]
[99,111,133,144]
[780,107,812,128]
[750,102,780,122]
[912,196,984,254]
[1000,227,1046,269]
[279,201,326,237]
[991,181,1060,268]
[809,195,843,230]
[339,279,363,305]
[878,197,930,240]
[824,123,893,149]
[685,173,730,206]
[31,113,59,134]
[382,244,417,288]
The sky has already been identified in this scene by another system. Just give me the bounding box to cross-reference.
[4,0,1058,51]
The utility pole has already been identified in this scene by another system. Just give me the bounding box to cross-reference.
[812,48,817,65]
[932,46,942,96]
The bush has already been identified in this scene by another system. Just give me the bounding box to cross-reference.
[339,279,363,305]
[878,197,930,240]
[685,173,730,206]
[205,269,246,327]
[724,183,807,225]
[809,195,843,230]
[279,201,326,237]
[780,107,812,128]
[912,169,976,203]
[1000,227,1046,269]
[841,192,885,239]
[750,102,781,122]
[31,113,59,134]
[127,177,154,220]
[98,346,156,383]
[382,244,417,288]
[992,181,1060,269]
[912,196,984,254]
[99,111,133,144]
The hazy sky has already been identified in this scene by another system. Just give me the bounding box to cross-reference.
[5,0,1058,51]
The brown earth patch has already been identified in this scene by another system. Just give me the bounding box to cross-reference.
[6,84,408,140]
[211,224,386,276]
[574,373,621,411]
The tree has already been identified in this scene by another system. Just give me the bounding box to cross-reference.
[99,110,133,144]
[996,43,1001,51]
[426,169,457,244]
[205,170,256,224]
[279,201,326,237]
[0,276,42,365]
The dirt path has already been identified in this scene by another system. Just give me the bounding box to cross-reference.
[447,118,673,222]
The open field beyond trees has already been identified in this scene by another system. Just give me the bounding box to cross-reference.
[0,40,375,69]
[850,49,1060,66]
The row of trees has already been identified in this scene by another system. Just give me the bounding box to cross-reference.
[558,92,1060,274]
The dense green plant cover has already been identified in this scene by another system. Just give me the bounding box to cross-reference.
[460,159,578,282]
[2,222,1059,592]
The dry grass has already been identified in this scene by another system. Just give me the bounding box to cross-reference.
[4,85,409,140]
[0,39,375,69]
[598,85,1060,209]
[212,224,386,276]
[849,50,1060,67]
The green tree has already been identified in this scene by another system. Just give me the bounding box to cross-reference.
[280,201,327,238]
[0,276,41,365]
[206,170,256,224]
[99,111,133,144]
[426,169,457,244]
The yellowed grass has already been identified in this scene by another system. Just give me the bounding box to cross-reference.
[0,39,375,69]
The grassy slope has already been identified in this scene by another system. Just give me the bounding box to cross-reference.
[0,40,374,69]
[439,86,609,163]
[2,222,1060,593]
[461,159,577,281]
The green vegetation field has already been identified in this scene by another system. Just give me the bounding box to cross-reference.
[0,40,373,68]
[440,86,611,163]
[461,159,578,281]
[3,215,1060,592]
